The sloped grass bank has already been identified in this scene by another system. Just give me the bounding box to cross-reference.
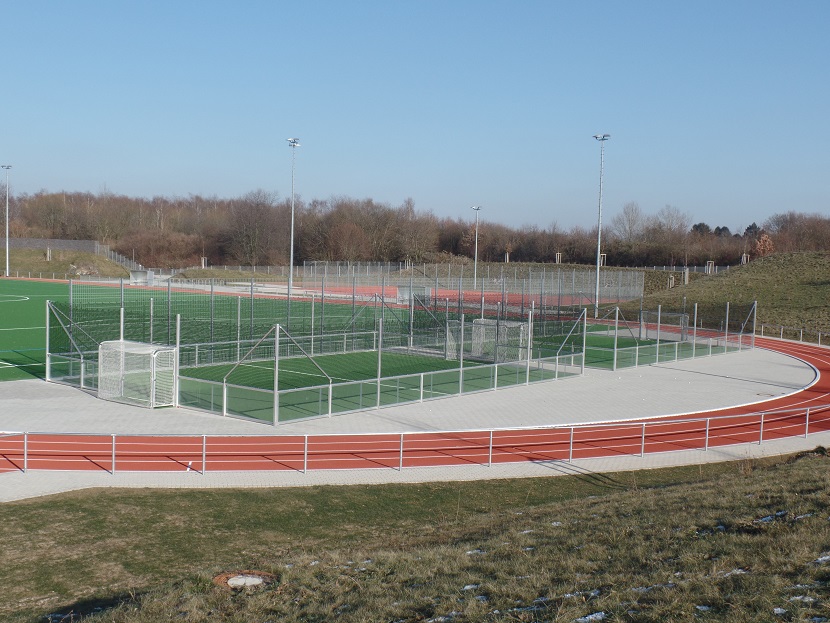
[3,451,829,622]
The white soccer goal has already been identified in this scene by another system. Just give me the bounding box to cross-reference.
[98,340,178,408]
[640,311,690,342]
[471,318,528,363]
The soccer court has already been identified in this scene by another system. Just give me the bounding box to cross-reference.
[0,280,69,381]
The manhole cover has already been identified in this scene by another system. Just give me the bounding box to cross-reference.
[213,570,276,590]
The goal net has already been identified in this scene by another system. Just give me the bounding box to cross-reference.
[98,340,178,408]
[471,318,528,363]
[640,311,690,342]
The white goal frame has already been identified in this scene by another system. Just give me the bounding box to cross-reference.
[98,340,178,408]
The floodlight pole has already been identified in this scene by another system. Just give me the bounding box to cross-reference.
[287,138,300,321]
[2,165,10,278]
[592,134,610,318]
[471,206,481,290]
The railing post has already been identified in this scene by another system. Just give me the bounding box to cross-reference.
[112,434,116,475]
[759,413,765,444]
[705,419,710,451]
[805,408,810,437]
[24,432,28,473]
[569,427,574,462]
[641,423,646,457]
[328,382,333,417]
[303,435,308,474]
[420,373,424,402]
[399,433,404,471]
[488,430,493,466]
[202,435,207,475]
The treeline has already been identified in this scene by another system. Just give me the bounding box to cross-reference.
[3,189,829,268]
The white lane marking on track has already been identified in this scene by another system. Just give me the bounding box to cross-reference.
[0,295,30,303]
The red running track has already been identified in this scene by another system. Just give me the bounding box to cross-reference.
[2,338,829,475]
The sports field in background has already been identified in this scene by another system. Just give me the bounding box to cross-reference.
[1,278,668,390]
[0,279,69,381]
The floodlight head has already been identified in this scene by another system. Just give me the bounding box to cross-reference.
[0,165,10,170]
[287,138,300,147]
[471,205,481,211]
[593,134,610,141]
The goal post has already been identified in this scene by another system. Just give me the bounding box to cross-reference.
[470,317,529,363]
[98,340,178,408]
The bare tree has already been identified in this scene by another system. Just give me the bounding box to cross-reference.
[611,202,647,243]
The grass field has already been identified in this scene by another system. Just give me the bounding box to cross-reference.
[0,279,69,381]
[3,451,829,622]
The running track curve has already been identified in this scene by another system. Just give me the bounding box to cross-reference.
[2,337,829,475]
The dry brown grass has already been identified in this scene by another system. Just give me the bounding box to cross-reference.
[3,452,830,622]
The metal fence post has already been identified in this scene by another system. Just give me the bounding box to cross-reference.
[569,427,574,462]
[112,434,116,475]
[641,423,646,457]
[705,419,710,451]
[805,408,810,437]
[303,435,308,473]
[202,435,207,474]
[759,413,765,444]
[24,432,28,473]
[399,433,404,471]
[488,430,493,466]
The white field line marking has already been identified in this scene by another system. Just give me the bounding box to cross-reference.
[0,295,30,303]
[0,360,42,369]
[0,326,44,332]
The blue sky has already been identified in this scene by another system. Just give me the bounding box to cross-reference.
[3,1,828,232]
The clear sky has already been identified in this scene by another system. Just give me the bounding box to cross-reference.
[3,1,829,233]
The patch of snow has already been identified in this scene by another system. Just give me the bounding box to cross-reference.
[773,607,787,616]
[814,554,830,564]
[788,595,817,603]
[695,605,712,611]
[564,589,601,599]
[466,548,486,555]
[551,521,563,527]
[722,568,748,577]
[462,584,480,591]
[575,612,607,622]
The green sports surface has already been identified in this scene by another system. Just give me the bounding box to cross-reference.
[177,350,570,422]
[0,279,69,381]
[0,278,664,383]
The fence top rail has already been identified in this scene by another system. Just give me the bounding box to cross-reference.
[4,401,827,441]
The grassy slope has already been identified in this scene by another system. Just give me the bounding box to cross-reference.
[5,249,129,278]
[2,453,829,622]
[636,252,830,330]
